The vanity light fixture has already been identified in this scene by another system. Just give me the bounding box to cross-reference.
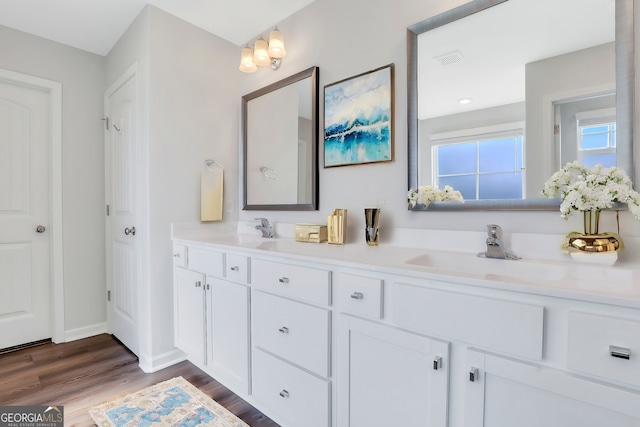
[239,27,287,73]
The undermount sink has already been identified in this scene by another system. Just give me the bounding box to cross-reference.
[405,251,567,283]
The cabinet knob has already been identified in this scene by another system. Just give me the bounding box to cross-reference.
[278,326,289,334]
[279,389,289,398]
[610,345,631,360]
[350,292,364,300]
[173,253,181,258]
[230,266,239,271]
[433,356,442,370]
[279,277,289,284]
[469,367,479,382]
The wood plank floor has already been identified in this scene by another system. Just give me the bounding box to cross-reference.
[0,334,280,427]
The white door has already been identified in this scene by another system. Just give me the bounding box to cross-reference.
[0,74,52,349]
[105,67,139,355]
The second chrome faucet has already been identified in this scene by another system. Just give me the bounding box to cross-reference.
[478,224,520,260]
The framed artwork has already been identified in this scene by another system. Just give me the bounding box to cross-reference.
[324,64,394,167]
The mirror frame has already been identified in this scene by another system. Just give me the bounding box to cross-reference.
[407,0,635,211]
[242,66,319,211]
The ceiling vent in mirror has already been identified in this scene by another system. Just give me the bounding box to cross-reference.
[433,50,465,66]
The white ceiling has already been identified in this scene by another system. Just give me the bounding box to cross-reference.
[0,0,315,56]
[418,0,615,120]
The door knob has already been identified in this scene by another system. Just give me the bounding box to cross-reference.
[124,226,136,236]
[36,225,46,233]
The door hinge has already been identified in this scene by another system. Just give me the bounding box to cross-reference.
[554,124,560,135]
[102,117,109,130]
[107,290,111,302]
[106,204,110,216]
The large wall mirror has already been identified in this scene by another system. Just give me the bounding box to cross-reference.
[408,0,635,210]
[243,66,319,210]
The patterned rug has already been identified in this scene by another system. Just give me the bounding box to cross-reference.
[89,377,249,427]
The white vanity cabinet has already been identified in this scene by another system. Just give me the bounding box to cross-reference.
[337,314,450,427]
[172,235,640,427]
[250,258,332,427]
[464,349,640,427]
[172,243,251,395]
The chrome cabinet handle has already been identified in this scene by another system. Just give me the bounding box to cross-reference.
[279,389,289,398]
[350,292,364,300]
[279,277,289,284]
[173,253,181,258]
[433,356,442,371]
[278,326,289,334]
[36,225,46,233]
[230,266,239,271]
[610,345,631,360]
[124,226,136,236]
[195,281,202,288]
[469,367,479,382]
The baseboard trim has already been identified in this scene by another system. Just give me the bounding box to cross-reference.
[138,348,187,373]
[65,323,108,343]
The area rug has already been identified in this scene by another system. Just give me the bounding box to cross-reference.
[88,376,249,427]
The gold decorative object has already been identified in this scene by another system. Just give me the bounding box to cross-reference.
[563,210,624,264]
[364,208,380,246]
[327,209,347,244]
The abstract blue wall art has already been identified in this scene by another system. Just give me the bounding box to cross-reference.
[324,64,394,167]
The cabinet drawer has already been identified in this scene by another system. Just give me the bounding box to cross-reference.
[393,282,544,360]
[252,291,330,377]
[172,244,186,267]
[252,349,330,427]
[187,247,224,277]
[225,253,250,284]
[334,273,383,319]
[252,259,331,306]
[568,311,640,387]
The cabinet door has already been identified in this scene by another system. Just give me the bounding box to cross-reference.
[174,268,206,366]
[208,277,250,395]
[465,349,640,427]
[337,315,449,427]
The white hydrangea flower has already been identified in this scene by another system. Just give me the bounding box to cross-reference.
[542,160,640,220]
[408,184,464,206]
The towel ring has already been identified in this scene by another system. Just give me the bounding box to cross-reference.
[205,159,224,170]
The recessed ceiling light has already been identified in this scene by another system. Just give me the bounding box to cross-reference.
[459,98,472,104]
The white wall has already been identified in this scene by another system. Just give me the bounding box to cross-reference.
[0,25,106,335]
[235,0,640,241]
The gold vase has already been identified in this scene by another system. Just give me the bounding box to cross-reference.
[564,210,623,254]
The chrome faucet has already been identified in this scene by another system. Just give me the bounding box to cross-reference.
[478,224,520,260]
[255,218,276,238]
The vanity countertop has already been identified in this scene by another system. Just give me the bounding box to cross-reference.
[172,226,640,309]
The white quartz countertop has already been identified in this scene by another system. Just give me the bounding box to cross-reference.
[172,226,640,309]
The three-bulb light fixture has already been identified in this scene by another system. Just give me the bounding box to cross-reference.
[239,27,287,73]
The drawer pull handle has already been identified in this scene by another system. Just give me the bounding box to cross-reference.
[433,356,442,371]
[279,277,289,284]
[610,345,631,360]
[230,266,239,271]
[469,367,479,382]
[195,281,202,288]
[278,326,289,334]
[279,389,289,398]
[350,292,364,300]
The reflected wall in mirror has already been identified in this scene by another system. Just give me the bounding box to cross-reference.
[407,0,634,211]
[243,66,319,210]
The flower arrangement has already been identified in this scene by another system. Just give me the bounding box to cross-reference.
[408,185,464,207]
[541,161,640,219]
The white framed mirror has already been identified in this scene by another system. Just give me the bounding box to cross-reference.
[242,66,319,210]
[407,0,634,210]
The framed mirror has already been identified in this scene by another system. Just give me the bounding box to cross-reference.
[242,66,319,210]
[407,0,634,211]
